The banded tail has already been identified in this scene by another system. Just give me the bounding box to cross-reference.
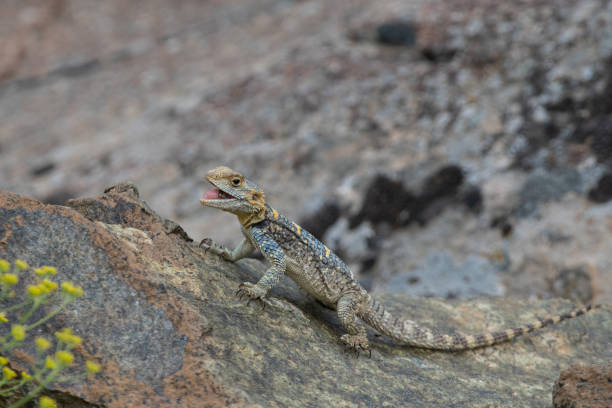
[359,298,594,350]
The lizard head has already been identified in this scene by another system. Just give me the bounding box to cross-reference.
[200,166,266,227]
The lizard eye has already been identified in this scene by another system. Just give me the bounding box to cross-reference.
[231,178,241,186]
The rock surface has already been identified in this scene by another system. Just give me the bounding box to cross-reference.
[0,186,611,407]
[553,365,612,408]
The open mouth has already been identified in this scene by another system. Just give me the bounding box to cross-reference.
[201,185,236,202]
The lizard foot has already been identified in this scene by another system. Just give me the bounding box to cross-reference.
[199,238,213,248]
[236,282,267,308]
[199,238,232,260]
[340,334,371,358]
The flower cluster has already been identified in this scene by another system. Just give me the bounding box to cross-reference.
[0,259,100,408]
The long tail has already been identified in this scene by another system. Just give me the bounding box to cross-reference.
[359,297,594,351]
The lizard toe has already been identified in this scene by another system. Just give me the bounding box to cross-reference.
[340,334,370,357]
[235,282,267,307]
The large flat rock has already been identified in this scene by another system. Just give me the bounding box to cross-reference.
[0,185,610,407]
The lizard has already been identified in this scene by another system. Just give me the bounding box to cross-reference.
[199,166,594,354]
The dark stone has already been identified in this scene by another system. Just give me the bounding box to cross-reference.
[421,47,457,63]
[553,365,612,408]
[408,165,464,225]
[420,165,464,201]
[490,215,513,237]
[462,186,484,213]
[41,189,77,205]
[376,20,417,47]
[590,117,612,164]
[52,59,101,79]
[349,174,416,227]
[299,201,342,240]
[588,172,612,203]
[30,162,56,177]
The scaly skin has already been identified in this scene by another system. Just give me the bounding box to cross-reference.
[200,166,595,353]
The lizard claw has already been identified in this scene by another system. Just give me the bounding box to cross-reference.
[235,282,266,308]
[199,237,213,249]
[340,334,371,358]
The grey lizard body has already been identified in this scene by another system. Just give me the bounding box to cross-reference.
[199,166,593,353]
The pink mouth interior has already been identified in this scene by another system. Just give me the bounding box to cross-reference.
[203,189,221,200]
[202,188,233,200]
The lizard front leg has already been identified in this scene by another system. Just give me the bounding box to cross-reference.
[236,227,286,302]
[200,237,255,262]
[337,292,371,356]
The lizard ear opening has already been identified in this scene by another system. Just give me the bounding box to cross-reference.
[249,189,266,208]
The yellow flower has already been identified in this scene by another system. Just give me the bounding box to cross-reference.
[1,273,18,285]
[41,266,57,275]
[44,356,56,370]
[86,360,101,374]
[3,366,17,379]
[55,328,72,343]
[39,396,57,408]
[15,260,29,270]
[0,260,9,272]
[21,371,31,380]
[41,279,58,291]
[69,334,82,347]
[34,268,45,277]
[61,281,74,292]
[27,285,42,297]
[0,313,8,323]
[55,329,82,347]
[55,350,74,367]
[11,324,25,341]
[35,337,52,351]
[0,356,8,365]
[61,282,83,297]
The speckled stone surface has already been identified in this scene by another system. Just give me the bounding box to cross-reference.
[553,365,612,408]
[0,185,610,407]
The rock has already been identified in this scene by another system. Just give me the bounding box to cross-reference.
[588,172,612,203]
[298,200,342,241]
[550,267,594,304]
[376,20,417,47]
[378,250,504,299]
[517,169,582,216]
[349,173,416,228]
[553,365,612,408]
[2,185,610,407]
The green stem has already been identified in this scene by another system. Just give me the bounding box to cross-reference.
[0,338,18,354]
[26,299,70,331]
[0,379,29,394]
[9,367,60,408]
[18,299,41,325]
[2,299,32,314]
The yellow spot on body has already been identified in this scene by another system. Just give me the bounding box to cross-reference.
[533,321,543,329]
[464,335,476,345]
[505,329,515,339]
[484,333,495,344]
[443,335,453,344]
[552,316,561,323]
[272,209,279,220]
[294,223,301,235]
[325,247,330,257]
[522,327,530,334]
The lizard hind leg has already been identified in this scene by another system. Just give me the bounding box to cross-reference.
[337,293,371,357]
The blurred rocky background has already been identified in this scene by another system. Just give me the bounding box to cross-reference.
[1,0,611,305]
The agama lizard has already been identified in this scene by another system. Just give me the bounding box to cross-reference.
[199,166,593,354]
